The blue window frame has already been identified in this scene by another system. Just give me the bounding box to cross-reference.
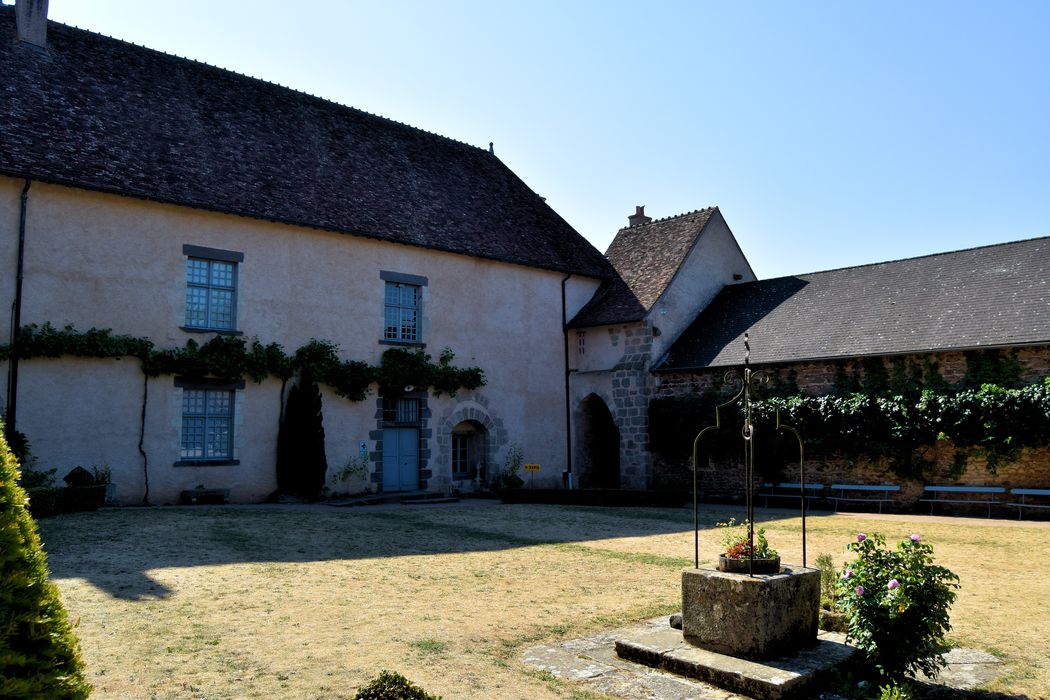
[182,245,243,332]
[380,271,427,344]
[384,281,420,342]
[185,258,237,330]
[180,388,234,460]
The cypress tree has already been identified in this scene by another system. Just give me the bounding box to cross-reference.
[275,374,328,499]
[0,422,91,698]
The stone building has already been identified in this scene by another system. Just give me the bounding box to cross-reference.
[566,207,754,488]
[652,236,1050,499]
[0,3,611,503]
[2,1,1047,503]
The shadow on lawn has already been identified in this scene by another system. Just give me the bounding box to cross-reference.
[37,502,823,600]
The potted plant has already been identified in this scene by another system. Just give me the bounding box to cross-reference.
[91,464,116,504]
[716,518,780,574]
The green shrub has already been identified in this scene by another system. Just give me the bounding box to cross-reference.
[354,670,440,700]
[836,532,959,681]
[498,444,524,490]
[0,422,91,698]
[815,552,837,608]
[24,487,66,519]
[878,681,914,700]
[276,375,328,499]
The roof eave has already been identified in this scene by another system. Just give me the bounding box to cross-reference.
[4,169,612,279]
[653,339,1050,373]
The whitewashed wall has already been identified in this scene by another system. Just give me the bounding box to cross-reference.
[1,178,604,502]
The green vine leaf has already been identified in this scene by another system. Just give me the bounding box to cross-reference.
[1,325,485,402]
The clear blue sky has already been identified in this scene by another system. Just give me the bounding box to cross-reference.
[34,0,1050,280]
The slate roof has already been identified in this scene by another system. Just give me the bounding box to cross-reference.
[0,8,614,279]
[569,208,717,328]
[657,237,1050,370]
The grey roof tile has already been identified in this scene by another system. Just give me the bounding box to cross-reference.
[569,207,716,327]
[657,237,1050,370]
[0,9,614,279]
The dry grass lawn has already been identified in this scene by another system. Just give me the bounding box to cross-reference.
[37,502,1050,699]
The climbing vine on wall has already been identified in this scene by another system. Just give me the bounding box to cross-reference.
[650,378,1050,478]
[0,323,486,400]
[754,380,1050,475]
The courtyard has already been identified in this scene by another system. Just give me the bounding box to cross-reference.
[38,502,1050,699]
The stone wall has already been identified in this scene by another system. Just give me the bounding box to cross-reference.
[610,325,654,488]
[650,346,1050,504]
[654,347,1050,399]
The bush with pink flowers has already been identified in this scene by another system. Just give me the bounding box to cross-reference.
[836,532,959,680]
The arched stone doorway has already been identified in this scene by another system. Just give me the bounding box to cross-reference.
[450,419,488,483]
[577,394,620,489]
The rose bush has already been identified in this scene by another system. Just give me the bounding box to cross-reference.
[836,532,959,680]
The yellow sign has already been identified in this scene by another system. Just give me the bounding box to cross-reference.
[523,463,541,472]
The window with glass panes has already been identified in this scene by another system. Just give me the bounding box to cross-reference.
[180,388,234,460]
[452,432,471,476]
[382,397,421,424]
[384,281,420,342]
[185,258,237,330]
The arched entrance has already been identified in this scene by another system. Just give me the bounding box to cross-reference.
[450,419,488,483]
[577,394,620,489]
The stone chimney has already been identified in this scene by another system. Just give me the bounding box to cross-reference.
[628,205,652,227]
[16,0,49,49]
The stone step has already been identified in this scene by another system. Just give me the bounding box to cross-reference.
[615,626,855,700]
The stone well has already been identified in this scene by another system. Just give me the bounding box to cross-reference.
[682,565,819,660]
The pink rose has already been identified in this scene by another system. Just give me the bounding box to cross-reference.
[888,579,900,590]
[857,533,866,542]
[855,586,865,596]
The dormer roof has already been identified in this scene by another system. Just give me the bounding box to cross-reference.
[569,207,718,328]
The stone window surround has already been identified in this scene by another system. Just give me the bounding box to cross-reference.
[370,391,432,492]
[436,396,508,488]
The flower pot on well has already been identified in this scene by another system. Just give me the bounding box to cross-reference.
[718,554,781,575]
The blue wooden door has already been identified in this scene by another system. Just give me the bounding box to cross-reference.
[382,427,419,491]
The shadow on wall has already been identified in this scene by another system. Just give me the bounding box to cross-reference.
[665,276,808,368]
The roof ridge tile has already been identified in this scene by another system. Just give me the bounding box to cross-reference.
[759,235,1050,282]
[620,205,717,230]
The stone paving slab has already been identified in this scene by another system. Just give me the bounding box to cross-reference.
[916,648,1006,690]
[522,616,1006,700]
[618,628,854,700]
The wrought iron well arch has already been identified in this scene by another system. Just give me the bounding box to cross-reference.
[691,333,808,573]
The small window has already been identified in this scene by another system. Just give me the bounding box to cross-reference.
[183,245,243,331]
[181,388,234,460]
[452,433,470,476]
[186,259,236,329]
[383,397,421,425]
[384,282,419,342]
[577,331,586,355]
[450,419,487,480]
[380,271,427,344]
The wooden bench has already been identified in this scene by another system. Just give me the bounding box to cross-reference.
[829,484,901,514]
[759,482,824,508]
[1008,489,1050,519]
[920,485,1006,518]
